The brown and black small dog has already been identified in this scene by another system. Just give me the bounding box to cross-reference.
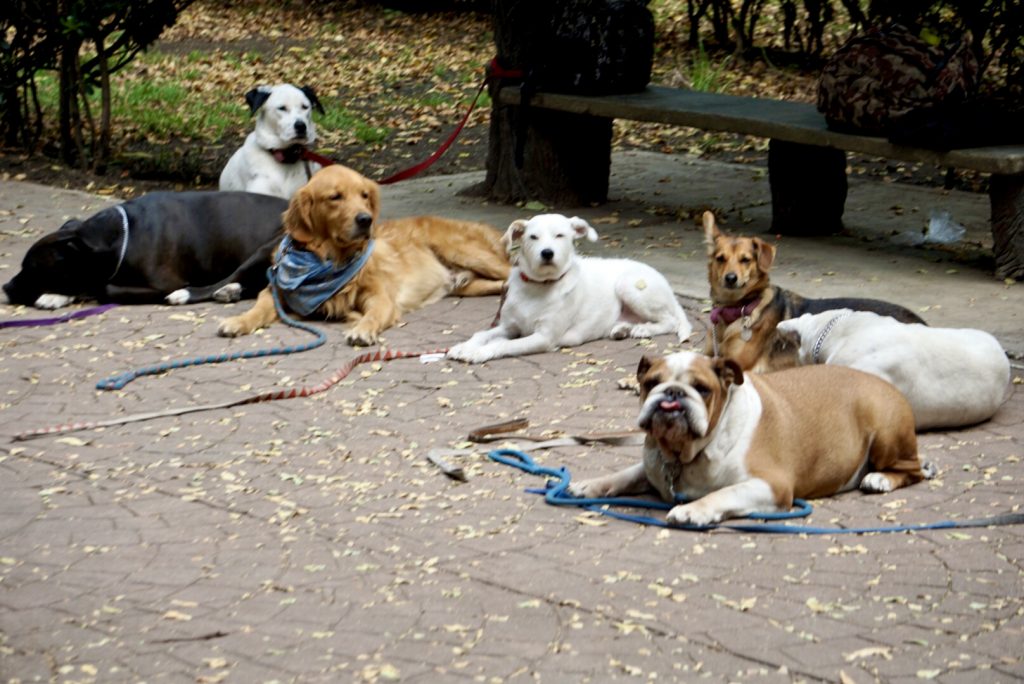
[703,211,925,372]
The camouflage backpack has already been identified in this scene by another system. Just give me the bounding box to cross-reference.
[817,23,978,135]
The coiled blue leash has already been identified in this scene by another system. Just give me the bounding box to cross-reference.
[488,448,1024,534]
[96,287,325,391]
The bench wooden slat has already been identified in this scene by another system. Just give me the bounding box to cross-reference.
[497,85,1024,176]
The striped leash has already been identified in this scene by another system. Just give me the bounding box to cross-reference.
[13,288,444,440]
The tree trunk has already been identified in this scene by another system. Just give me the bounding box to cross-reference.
[469,0,652,207]
[58,34,87,168]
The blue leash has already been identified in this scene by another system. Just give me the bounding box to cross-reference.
[96,288,325,391]
[488,448,1024,534]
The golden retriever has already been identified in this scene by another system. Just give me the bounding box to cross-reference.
[217,164,510,345]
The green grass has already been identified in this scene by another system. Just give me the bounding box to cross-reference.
[31,72,241,141]
[319,108,389,144]
[686,41,733,93]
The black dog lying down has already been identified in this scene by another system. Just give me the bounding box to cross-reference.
[3,191,287,309]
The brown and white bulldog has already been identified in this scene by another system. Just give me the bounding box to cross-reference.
[569,351,935,526]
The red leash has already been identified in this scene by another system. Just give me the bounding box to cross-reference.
[13,347,445,441]
[306,58,524,185]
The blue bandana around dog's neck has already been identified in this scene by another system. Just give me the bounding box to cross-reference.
[270,235,375,317]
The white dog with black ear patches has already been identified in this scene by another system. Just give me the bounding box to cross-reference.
[219,83,326,200]
[775,309,1011,430]
[446,214,691,363]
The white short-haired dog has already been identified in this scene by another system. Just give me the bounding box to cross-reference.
[219,84,325,200]
[447,214,691,363]
[775,309,1010,430]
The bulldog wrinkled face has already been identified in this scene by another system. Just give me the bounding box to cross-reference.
[503,214,598,281]
[635,351,743,463]
[703,212,775,304]
[283,165,380,262]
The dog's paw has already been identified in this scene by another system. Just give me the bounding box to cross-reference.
[859,472,894,494]
[213,283,242,303]
[921,461,938,480]
[34,293,74,310]
[165,288,190,306]
[446,343,492,364]
[666,502,722,527]
[609,322,632,340]
[217,317,252,338]
[345,326,380,347]
[448,270,472,293]
[567,478,616,499]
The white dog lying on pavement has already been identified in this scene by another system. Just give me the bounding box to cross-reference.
[775,309,1010,430]
[446,214,692,363]
[219,84,325,200]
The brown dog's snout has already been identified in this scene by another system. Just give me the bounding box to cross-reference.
[724,272,739,287]
[355,212,373,236]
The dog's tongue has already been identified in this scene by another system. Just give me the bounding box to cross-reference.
[659,399,683,412]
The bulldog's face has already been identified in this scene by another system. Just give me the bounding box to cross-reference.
[3,222,90,305]
[635,351,744,463]
[502,214,597,281]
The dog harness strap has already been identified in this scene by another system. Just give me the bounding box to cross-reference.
[811,311,852,363]
[270,236,376,317]
[110,205,130,280]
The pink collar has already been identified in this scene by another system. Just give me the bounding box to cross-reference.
[710,298,759,325]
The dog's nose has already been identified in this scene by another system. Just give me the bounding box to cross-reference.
[724,272,738,287]
[355,212,373,236]
[540,248,554,262]
[294,120,307,137]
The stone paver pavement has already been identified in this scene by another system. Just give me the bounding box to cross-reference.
[1,152,1022,683]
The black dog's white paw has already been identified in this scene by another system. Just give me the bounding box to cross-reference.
[34,293,74,309]
[165,289,190,305]
[213,283,242,303]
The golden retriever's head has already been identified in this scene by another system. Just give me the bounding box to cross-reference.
[283,165,380,262]
[702,211,775,305]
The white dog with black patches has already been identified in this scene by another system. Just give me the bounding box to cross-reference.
[446,214,691,363]
[774,309,1010,430]
[569,351,934,526]
[219,84,325,200]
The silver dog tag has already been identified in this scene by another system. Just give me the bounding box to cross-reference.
[740,316,753,341]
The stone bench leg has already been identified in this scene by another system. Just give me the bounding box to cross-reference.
[990,174,1024,280]
[767,139,847,235]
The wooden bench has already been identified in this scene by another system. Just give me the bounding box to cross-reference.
[496,85,1024,280]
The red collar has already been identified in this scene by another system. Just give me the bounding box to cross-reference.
[710,298,759,325]
[270,145,336,167]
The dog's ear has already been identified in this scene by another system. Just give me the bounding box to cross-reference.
[244,86,272,116]
[713,357,745,388]
[283,185,316,243]
[753,238,776,271]
[636,354,653,383]
[568,216,598,242]
[502,219,528,248]
[702,211,721,254]
[300,85,326,115]
[366,179,381,222]
[56,218,83,233]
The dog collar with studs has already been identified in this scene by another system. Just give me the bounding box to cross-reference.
[811,311,852,363]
